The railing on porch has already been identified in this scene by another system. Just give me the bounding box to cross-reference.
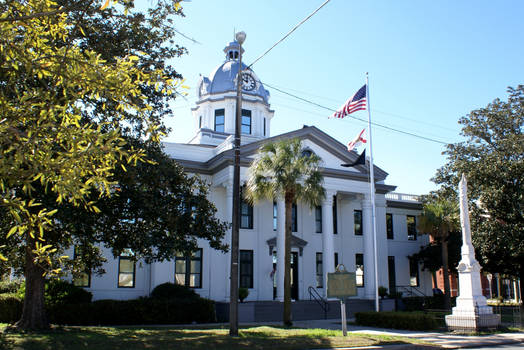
[308,286,329,319]
[395,285,426,297]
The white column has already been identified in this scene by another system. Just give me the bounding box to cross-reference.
[362,195,376,300]
[276,198,285,302]
[322,192,335,298]
[224,182,233,300]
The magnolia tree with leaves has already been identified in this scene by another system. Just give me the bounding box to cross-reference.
[245,138,325,327]
[0,0,228,330]
[433,85,524,304]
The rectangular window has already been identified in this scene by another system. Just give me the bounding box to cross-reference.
[240,250,254,289]
[334,252,339,269]
[263,118,266,136]
[354,210,363,235]
[291,203,298,232]
[199,115,202,129]
[332,195,338,234]
[316,252,323,288]
[356,253,364,287]
[118,249,135,288]
[386,213,394,239]
[73,246,90,288]
[407,215,417,240]
[214,109,225,132]
[315,206,322,233]
[273,201,277,231]
[175,249,202,288]
[240,198,253,229]
[409,258,419,287]
[241,109,251,134]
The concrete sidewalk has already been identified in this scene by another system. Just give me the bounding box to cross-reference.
[290,319,524,349]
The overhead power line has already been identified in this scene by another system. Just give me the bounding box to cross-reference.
[261,80,450,145]
[247,0,332,70]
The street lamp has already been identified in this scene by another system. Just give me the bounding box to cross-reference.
[229,30,245,337]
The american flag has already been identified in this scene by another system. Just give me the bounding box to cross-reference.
[330,84,367,119]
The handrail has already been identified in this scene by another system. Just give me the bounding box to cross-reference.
[308,286,329,319]
[395,285,426,297]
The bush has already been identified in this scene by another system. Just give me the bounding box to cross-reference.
[238,287,249,302]
[378,286,388,299]
[0,293,23,323]
[402,296,425,311]
[0,279,23,294]
[45,279,92,306]
[150,282,198,300]
[355,311,438,331]
[48,297,216,325]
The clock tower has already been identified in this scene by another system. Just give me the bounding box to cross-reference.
[189,40,274,146]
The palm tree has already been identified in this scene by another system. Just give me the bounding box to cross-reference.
[417,196,459,310]
[245,138,325,326]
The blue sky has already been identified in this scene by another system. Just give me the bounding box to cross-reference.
[153,0,524,195]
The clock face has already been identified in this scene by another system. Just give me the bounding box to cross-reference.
[242,73,256,91]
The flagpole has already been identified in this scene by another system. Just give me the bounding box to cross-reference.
[366,72,379,312]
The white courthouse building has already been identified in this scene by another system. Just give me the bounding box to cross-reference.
[77,41,432,308]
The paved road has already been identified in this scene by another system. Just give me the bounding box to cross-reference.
[466,345,524,350]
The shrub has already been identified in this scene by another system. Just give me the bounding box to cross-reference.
[0,279,23,294]
[402,296,425,311]
[0,293,23,323]
[45,279,92,306]
[151,282,198,300]
[48,297,216,325]
[378,286,388,299]
[239,287,249,302]
[355,311,438,331]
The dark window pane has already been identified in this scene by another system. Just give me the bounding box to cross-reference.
[407,215,417,240]
[333,195,338,234]
[354,210,363,235]
[409,258,419,286]
[315,206,322,233]
[386,213,394,239]
[316,252,323,288]
[239,250,253,288]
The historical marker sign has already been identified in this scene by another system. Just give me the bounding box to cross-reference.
[327,268,357,299]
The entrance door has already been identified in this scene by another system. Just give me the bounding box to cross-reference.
[291,252,299,300]
[388,256,396,295]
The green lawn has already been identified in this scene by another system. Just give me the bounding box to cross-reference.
[0,324,436,350]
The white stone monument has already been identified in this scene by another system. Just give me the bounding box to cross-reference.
[445,174,501,331]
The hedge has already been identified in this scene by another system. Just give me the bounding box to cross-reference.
[0,294,23,323]
[355,311,438,331]
[402,295,457,311]
[0,295,215,325]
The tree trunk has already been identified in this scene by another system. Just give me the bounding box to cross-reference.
[15,234,49,330]
[441,238,451,310]
[283,194,293,327]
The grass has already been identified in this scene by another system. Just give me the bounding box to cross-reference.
[0,324,436,350]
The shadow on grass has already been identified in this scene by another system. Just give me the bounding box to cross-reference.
[0,325,429,350]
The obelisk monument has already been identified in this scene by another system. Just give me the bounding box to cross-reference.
[445,174,500,331]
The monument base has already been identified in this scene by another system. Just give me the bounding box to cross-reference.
[445,312,501,331]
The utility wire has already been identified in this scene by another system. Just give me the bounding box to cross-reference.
[262,80,450,145]
[246,0,332,70]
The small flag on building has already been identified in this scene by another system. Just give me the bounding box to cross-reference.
[347,128,367,152]
[330,85,367,119]
[341,150,366,167]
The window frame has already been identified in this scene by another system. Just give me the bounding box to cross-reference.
[273,201,277,231]
[291,203,298,232]
[241,109,251,135]
[386,213,394,240]
[315,205,322,233]
[73,246,91,288]
[175,248,203,289]
[240,195,253,229]
[407,215,417,240]
[117,249,136,288]
[354,209,363,236]
[316,252,323,288]
[356,253,364,287]
[214,109,225,133]
[239,250,254,289]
